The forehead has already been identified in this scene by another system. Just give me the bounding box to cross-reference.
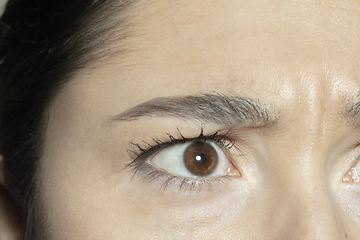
[68,0,360,121]
[140,0,360,57]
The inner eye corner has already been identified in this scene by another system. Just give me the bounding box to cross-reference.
[228,161,242,178]
[342,167,360,183]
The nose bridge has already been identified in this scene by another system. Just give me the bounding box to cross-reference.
[270,148,345,240]
[298,76,345,239]
[279,185,343,240]
[269,135,345,239]
[257,68,349,239]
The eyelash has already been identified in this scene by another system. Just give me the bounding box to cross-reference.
[126,128,237,192]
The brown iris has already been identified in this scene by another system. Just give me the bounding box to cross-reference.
[183,141,218,176]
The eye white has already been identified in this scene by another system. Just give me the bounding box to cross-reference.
[149,141,230,178]
[355,161,360,173]
[353,161,360,181]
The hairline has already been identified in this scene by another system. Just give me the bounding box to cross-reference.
[24,1,141,239]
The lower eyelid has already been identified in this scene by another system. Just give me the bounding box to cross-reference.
[131,161,233,194]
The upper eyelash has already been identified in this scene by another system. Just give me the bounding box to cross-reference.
[126,128,236,165]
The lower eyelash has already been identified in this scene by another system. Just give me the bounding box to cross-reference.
[163,175,231,193]
[129,161,231,193]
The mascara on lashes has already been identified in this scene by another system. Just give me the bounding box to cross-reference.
[125,128,240,192]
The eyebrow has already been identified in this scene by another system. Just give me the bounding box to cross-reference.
[347,98,360,125]
[112,93,276,126]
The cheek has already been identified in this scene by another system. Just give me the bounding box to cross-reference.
[39,170,252,239]
[38,163,120,239]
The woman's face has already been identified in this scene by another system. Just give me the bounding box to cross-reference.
[40,0,360,238]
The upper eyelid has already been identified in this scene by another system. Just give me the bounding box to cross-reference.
[126,129,236,165]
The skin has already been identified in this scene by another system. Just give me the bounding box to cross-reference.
[3,0,360,239]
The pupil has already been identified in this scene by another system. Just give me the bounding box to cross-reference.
[195,154,206,163]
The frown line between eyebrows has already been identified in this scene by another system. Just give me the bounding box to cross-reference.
[112,93,276,126]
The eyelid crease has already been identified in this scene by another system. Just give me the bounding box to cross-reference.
[113,92,276,127]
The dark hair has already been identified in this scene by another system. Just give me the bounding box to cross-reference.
[0,0,135,238]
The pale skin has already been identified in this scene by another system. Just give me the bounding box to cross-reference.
[2,0,360,239]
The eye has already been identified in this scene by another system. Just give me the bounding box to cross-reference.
[343,161,360,183]
[149,140,240,178]
[126,129,243,192]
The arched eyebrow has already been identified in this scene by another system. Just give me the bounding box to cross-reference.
[112,93,276,126]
